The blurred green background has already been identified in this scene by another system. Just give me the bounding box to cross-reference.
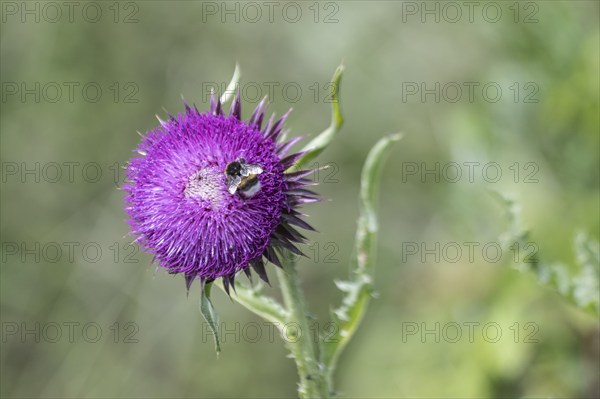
[1,1,599,398]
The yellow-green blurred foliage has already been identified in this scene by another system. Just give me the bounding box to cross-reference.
[1,1,598,398]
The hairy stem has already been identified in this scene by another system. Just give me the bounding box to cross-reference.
[276,263,329,398]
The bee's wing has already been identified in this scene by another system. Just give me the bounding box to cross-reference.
[242,164,263,176]
[227,175,242,194]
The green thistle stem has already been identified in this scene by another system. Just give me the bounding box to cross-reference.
[276,262,329,398]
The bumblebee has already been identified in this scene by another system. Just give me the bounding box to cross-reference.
[225,158,263,197]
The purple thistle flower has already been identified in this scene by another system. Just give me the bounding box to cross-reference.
[124,92,317,294]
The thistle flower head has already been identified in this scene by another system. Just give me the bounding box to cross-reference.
[124,92,317,293]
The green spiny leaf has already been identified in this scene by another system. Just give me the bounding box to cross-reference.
[216,279,288,326]
[294,64,344,170]
[199,281,221,355]
[220,63,241,105]
[321,133,401,373]
[496,193,600,315]
[572,232,600,313]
